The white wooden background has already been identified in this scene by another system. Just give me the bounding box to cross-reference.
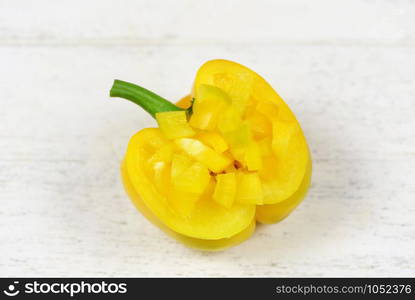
[1,0,414,277]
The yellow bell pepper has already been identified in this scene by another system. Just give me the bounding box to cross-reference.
[109,59,312,250]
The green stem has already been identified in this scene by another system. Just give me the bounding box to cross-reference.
[109,79,184,118]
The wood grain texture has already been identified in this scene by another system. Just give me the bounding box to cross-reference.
[0,0,414,277]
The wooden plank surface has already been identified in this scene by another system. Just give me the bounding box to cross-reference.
[0,0,414,276]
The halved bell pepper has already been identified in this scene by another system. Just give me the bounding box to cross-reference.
[109,59,312,251]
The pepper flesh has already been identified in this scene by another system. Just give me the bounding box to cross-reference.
[113,59,312,250]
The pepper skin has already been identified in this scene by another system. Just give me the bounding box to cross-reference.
[110,59,312,250]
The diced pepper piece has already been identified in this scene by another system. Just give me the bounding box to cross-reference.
[195,131,228,153]
[148,142,174,165]
[242,97,258,117]
[189,84,230,130]
[236,172,263,205]
[147,142,174,178]
[172,162,210,195]
[156,111,195,139]
[256,101,279,121]
[139,128,169,155]
[175,138,232,173]
[151,161,170,196]
[244,142,262,171]
[217,106,242,133]
[222,123,252,149]
[213,173,236,208]
[245,111,272,140]
[169,162,210,218]
[213,71,253,114]
[171,153,193,180]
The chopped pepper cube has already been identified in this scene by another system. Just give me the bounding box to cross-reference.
[244,142,262,171]
[195,131,228,153]
[156,111,195,139]
[148,142,174,165]
[213,173,237,208]
[175,138,232,173]
[189,84,230,130]
[245,110,272,140]
[171,153,193,180]
[236,172,263,205]
[222,122,252,149]
[217,106,242,133]
[172,161,210,195]
[152,161,170,196]
[213,71,253,114]
[256,100,279,121]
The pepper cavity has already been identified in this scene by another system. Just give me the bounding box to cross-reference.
[111,59,311,249]
[143,83,294,217]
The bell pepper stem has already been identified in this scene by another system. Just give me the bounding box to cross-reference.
[110,79,184,118]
